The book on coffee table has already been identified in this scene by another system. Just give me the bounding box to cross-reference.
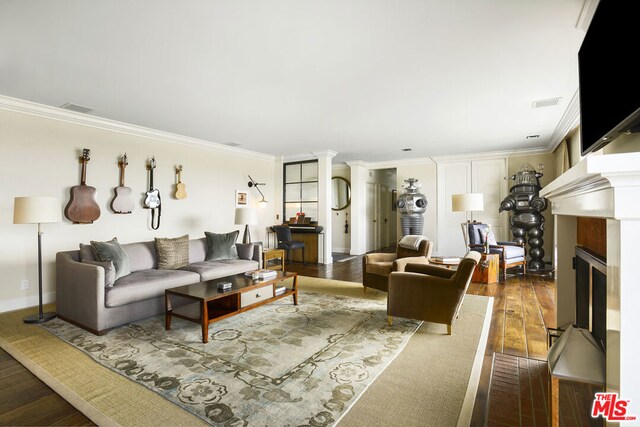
[245,269,278,280]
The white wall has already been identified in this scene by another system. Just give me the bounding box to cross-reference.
[396,160,438,244]
[0,107,276,312]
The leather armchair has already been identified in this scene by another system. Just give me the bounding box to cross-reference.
[362,238,432,293]
[467,222,526,280]
[387,251,481,334]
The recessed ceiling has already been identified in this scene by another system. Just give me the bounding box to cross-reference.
[0,0,588,163]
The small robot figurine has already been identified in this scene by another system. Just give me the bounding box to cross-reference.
[396,178,428,236]
[499,164,548,270]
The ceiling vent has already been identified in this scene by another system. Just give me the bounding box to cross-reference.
[59,103,93,114]
[532,97,562,109]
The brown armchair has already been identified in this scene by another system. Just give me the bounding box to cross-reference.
[362,238,432,293]
[387,251,481,334]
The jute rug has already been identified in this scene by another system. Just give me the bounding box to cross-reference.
[0,276,492,427]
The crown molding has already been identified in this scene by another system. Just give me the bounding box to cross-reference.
[547,89,580,152]
[0,95,276,162]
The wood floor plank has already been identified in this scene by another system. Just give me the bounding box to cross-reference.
[502,280,528,358]
[522,282,550,360]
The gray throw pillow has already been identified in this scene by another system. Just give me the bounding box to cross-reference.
[90,238,131,280]
[82,260,116,288]
[155,234,190,270]
[205,231,239,261]
[479,228,498,246]
[79,243,96,262]
[236,243,254,260]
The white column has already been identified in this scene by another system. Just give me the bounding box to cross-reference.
[313,150,337,264]
[347,161,368,255]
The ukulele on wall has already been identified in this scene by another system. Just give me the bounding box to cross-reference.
[143,156,161,229]
[174,165,187,199]
[110,153,134,214]
[65,148,101,224]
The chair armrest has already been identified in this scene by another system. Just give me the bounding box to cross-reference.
[393,256,429,272]
[363,252,397,264]
[497,241,525,247]
[388,272,460,305]
[404,263,456,278]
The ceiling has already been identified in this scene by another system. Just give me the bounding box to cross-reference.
[0,0,590,163]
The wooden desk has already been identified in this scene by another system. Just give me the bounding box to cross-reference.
[471,253,499,283]
[263,248,285,271]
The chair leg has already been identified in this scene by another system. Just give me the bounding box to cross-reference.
[447,324,452,335]
[363,286,367,293]
[388,316,393,326]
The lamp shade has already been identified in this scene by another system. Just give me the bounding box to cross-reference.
[451,193,484,212]
[234,207,257,225]
[13,197,61,224]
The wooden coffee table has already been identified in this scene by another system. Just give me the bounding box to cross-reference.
[165,271,298,343]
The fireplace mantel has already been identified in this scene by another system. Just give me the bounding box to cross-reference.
[540,152,640,419]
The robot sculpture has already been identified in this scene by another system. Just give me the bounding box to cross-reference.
[396,178,428,236]
[499,164,548,270]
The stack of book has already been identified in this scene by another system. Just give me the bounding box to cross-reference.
[245,269,278,280]
[275,286,287,296]
[217,281,232,291]
[432,256,461,262]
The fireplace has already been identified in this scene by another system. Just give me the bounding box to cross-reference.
[575,246,606,352]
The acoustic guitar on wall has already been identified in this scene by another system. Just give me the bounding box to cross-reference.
[174,165,187,199]
[143,156,161,229]
[64,148,101,224]
[110,153,134,214]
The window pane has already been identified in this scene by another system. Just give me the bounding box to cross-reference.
[285,203,301,220]
[285,183,301,202]
[301,162,318,181]
[285,164,301,183]
[301,182,318,202]
[300,203,318,220]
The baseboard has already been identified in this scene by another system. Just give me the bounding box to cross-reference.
[332,247,350,254]
[0,292,56,314]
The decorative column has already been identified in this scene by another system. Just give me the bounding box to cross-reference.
[346,161,368,255]
[313,150,337,264]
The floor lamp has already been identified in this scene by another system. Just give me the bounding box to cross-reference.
[13,196,61,323]
[451,193,484,250]
[235,207,258,244]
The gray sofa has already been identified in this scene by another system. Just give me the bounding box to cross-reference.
[56,237,261,335]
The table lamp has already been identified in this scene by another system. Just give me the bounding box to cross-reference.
[451,193,484,249]
[235,207,258,244]
[13,196,61,323]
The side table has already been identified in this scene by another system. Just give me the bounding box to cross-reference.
[263,248,285,271]
[471,253,499,283]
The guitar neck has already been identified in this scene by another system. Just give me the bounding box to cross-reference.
[80,156,88,185]
[119,163,126,187]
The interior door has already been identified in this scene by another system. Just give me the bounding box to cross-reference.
[380,185,390,248]
[366,182,379,252]
[472,159,508,241]
[436,161,472,256]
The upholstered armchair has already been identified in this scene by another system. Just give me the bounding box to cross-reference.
[467,222,526,280]
[362,236,433,293]
[387,251,481,334]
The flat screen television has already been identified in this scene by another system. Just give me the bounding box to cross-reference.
[579,0,640,155]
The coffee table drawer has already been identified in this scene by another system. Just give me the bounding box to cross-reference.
[240,284,274,308]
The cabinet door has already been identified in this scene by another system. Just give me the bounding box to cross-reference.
[437,161,472,255]
[472,158,508,241]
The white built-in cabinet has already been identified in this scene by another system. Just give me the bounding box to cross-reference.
[436,158,508,256]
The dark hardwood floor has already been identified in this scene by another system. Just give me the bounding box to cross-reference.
[0,254,569,426]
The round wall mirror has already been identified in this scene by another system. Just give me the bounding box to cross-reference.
[331,177,351,211]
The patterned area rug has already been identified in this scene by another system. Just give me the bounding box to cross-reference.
[41,291,420,426]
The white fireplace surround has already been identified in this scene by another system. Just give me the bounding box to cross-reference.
[540,152,640,417]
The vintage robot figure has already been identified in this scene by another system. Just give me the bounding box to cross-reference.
[396,178,428,236]
[499,164,548,270]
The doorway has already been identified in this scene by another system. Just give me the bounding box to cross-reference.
[366,168,397,252]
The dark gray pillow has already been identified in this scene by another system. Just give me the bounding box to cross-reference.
[236,243,254,260]
[79,243,96,262]
[205,231,239,261]
[82,260,116,288]
[155,235,190,270]
[90,238,131,280]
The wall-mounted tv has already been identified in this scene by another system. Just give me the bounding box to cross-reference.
[579,0,640,155]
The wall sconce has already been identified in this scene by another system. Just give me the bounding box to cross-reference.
[248,175,268,206]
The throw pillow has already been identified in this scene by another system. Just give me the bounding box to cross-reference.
[479,228,498,246]
[155,234,190,270]
[79,243,96,262]
[81,260,116,288]
[90,238,131,280]
[205,231,239,261]
[236,243,254,260]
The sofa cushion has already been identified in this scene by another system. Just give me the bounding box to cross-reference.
[205,231,239,261]
[82,260,116,288]
[189,238,208,263]
[122,241,157,272]
[90,238,131,280]
[182,259,259,281]
[106,269,200,308]
[366,261,393,277]
[155,234,190,270]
